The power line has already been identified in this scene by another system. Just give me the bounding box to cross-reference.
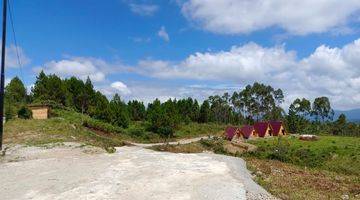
[7,0,24,81]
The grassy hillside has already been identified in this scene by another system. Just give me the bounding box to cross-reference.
[245,136,360,175]
[174,123,225,138]
[4,109,124,152]
[4,109,225,150]
[242,136,360,199]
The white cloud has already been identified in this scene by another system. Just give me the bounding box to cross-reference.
[2,44,31,68]
[97,81,132,100]
[129,3,159,16]
[180,0,360,35]
[158,26,170,42]
[136,43,297,81]
[34,57,125,82]
[111,81,131,95]
[134,38,360,110]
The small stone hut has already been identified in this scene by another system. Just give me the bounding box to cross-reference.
[28,105,50,119]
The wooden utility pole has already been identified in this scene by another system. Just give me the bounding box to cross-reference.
[0,0,7,150]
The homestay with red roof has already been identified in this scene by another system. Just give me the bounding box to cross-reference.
[225,121,287,141]
[225,126,240,140]
[269,121,286,136]
[254,122,273,137]
[239,125,256,139]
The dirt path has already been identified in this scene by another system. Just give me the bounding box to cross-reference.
[0,143,275,200]
[127,136,213,147]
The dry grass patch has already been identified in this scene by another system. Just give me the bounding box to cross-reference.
[150,138,249,156]
[4,117,124,152]
[246,158,360,200]
[150,142,205,153]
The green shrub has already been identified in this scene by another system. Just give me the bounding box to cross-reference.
[31,99,66,110]
[127,126,146,137]
[200,137,226,154]
[83,118,124,134]
[157,126,174,138]
[266,137,290,162]
[5,105,16,121]
[17,106,32,119]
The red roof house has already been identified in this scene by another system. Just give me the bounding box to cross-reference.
[225,126,240,140]
[239,125,256,139]
[269,121,286,136]
[254,122,272,137]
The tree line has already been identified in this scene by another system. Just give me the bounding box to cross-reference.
[4,71,359,137]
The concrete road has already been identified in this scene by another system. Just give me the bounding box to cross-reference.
[0,143,274,200]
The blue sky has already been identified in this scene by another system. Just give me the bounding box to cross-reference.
[5,0,360,110]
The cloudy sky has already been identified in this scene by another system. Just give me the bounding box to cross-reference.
[5,0,360,110]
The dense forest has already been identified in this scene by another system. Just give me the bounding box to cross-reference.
[4,71,360,137]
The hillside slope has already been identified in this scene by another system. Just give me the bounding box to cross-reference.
[4,109,124,151]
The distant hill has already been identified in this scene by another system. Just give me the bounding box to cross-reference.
[334,109,360,123]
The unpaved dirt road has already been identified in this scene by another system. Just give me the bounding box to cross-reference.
[128,136,213,147]
[0,143,274,200]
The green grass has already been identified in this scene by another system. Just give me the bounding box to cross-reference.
[83,118,125,134]
[4,109,124,152]
[124,121,166,143]
[174,122,226,138]
[245,136,360,175]
[122,121,225,143]
[5,109,227,149]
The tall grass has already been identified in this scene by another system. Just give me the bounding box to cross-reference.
[245,136,360,175]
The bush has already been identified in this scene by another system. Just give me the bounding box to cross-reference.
[127,126,146,137]
[5,105,16,121]
[200,137,226,154]
[83,118,124,134]
[266,137,290,162]
[17,106,32,119]
[31,99,66,110]
[157,126,174,138]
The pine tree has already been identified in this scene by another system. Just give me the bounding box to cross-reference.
[5,76,27,103]
[90,91,110,121]
[32,71,67,105]
[128,100,146,121]
[199,100,210,123]
[5,77,27,120]
[32,71,49,101]
[109,94,130,128]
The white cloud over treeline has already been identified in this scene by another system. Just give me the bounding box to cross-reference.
[134,38,360,110]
